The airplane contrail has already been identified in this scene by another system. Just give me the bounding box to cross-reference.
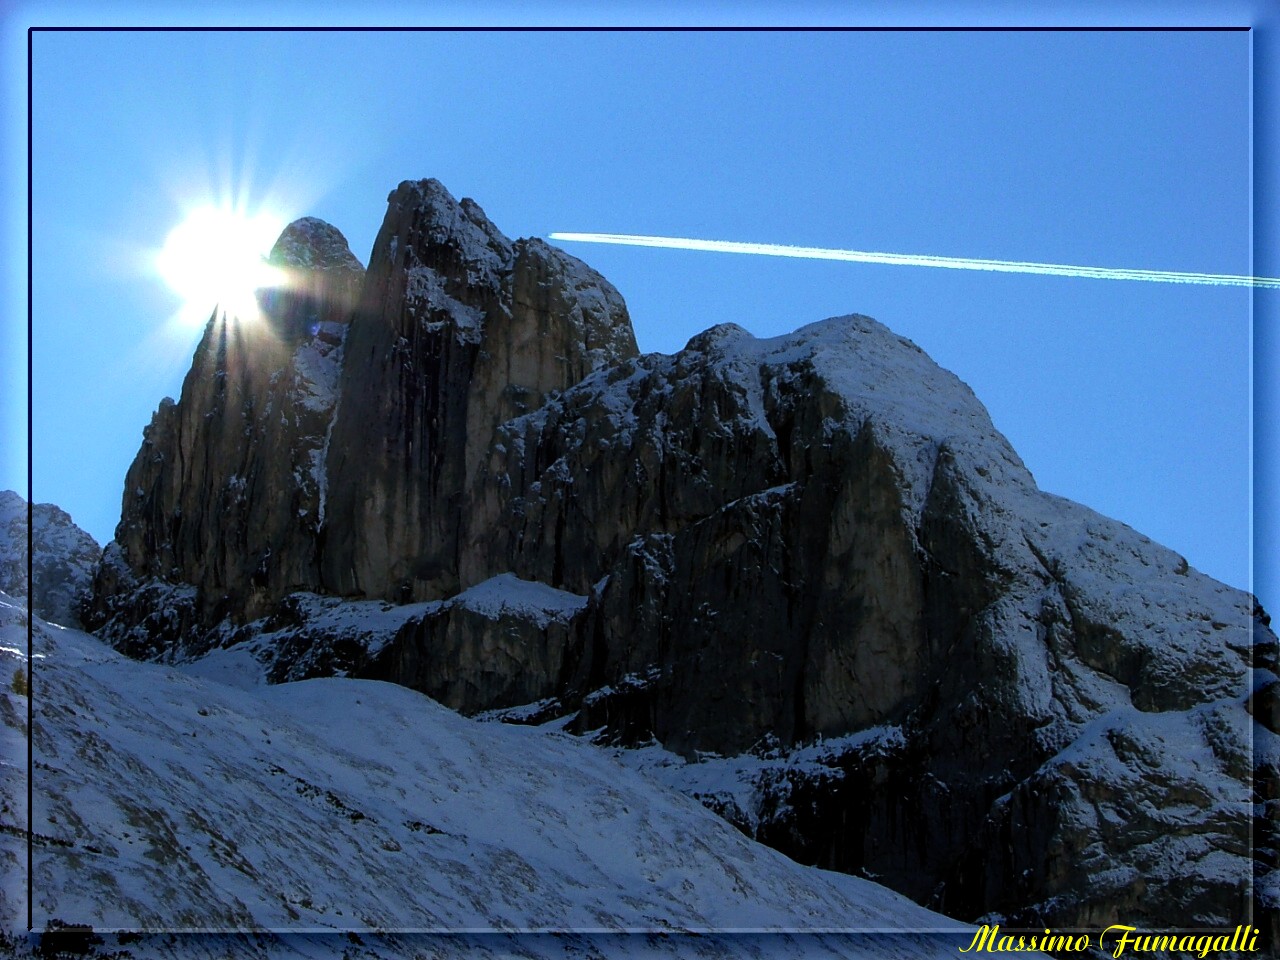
[547,232,1280,290]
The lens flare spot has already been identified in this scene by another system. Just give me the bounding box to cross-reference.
[157,207,287,326]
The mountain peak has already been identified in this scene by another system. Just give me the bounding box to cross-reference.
[0,489,100,626]
[260,216,366,343]
[682,321,755,354]
[268,216,365,272]
[379,178,513,287]
[320,176,638,599]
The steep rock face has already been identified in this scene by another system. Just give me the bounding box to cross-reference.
[197,576,590,710]
[0,491,99,626]
[457,319,1032,753]
[459,317,1252,740]
[84,219,365,647]
[320,179,638,601]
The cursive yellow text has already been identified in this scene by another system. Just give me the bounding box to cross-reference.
[958,924,1090,953]
[1100,924,1259,958]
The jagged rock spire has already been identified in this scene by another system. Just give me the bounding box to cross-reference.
[319,179,638,600]
[85,218,366,637]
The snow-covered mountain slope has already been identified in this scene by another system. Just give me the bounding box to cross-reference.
[1,593,979,959]
[0,491,99,628]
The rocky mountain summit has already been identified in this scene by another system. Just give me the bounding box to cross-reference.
[85,217,365,641]
[0,490,98,626]
[83,179,1277,936]
[320,179,638,602]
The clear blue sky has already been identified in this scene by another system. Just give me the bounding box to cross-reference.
[2,7,1275,609]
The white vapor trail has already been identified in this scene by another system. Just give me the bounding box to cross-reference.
[547,232,1280,290]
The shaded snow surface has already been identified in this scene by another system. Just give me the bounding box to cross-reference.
[0,593,983,959]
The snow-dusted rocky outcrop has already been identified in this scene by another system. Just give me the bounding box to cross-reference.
[89,180,637,647]
[0,491,99,627]
[2,594,970,959]
[82,178,1275,937]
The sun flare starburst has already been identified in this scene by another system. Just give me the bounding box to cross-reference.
[156,206,287,326]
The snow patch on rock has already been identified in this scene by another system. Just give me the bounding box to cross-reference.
[447,574,588,629]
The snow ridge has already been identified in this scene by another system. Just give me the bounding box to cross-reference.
[448,574,588,629]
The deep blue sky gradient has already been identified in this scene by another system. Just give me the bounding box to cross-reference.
[2,11,1272,611]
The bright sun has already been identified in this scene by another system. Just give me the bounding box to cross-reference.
[156,206,287,326]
